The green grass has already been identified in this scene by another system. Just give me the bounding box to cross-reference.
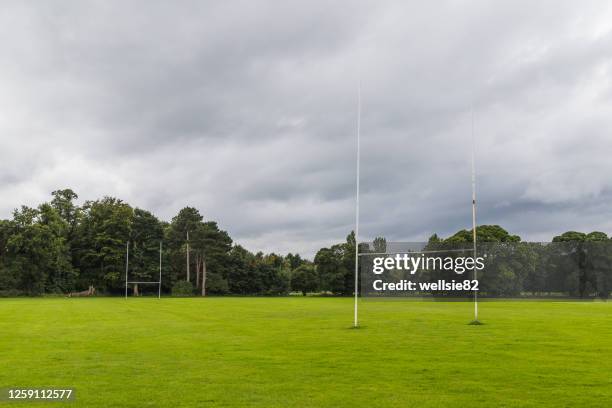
[1,298,611,407]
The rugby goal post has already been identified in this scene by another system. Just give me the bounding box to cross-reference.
[124,241,163,299]
[353,96,479,325]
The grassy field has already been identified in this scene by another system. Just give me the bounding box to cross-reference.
[1,298,611,407]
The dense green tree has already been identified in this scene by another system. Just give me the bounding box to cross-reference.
[1,205,75,295]
[478,242,540,297]
[552,231,587,242]
[226,245,256,294]
[315,246,345,294]
[314,231,360,295]
[427,233,441,244]
[73,197,133,292]
[372,236,387,253]
[190,221,233,295]
[285,253,305,270]
[549,231,611,297]
[291,264,318,295]
[224,246,290,295]
[166,207,203,289]
[4,207,48,295]
[445,225,521,243]
[254,252,290,295]
[586,231,608,241]
[165,208,235,295]
[51,189,80,235]
[37,203,77,292]
[0,219,16,293]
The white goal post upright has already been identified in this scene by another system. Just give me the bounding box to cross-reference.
[158,241,162,299]
[354,82,361,328]
[471,106,479,322]
[125,241,129,299]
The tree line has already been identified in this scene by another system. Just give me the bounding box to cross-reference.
[359,225,612,299]
[0,190,610,297]
[0,189,337,296]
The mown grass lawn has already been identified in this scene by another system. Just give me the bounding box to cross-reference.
[1,297,611,407]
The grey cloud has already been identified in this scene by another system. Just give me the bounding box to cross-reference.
[1,0,612,257]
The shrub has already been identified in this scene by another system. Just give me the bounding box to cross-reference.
[172,281,194,296]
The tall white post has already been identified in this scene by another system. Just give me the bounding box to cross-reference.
[354,82,361,328]
[471,107,478,322]
[186,230,190,282]
[158,241,162,299]
[125,241,129,299]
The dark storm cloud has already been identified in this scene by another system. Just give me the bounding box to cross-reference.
[1,0,612,256]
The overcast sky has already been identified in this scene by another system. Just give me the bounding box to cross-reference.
[1,1,612,257]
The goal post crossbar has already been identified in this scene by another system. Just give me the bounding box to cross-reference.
[358,248,475,257]
[126,281,160,284]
